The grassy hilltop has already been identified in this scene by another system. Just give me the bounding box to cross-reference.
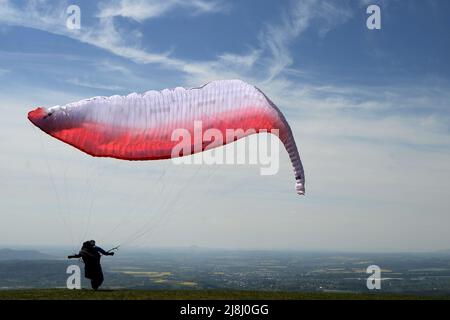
[0,289,447,300]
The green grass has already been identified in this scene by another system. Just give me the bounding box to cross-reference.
[0,289,448,300]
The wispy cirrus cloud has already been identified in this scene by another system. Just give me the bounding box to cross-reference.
[97,0,230,22]
[66,77,124,91]
[0,0,349,83]
[0,0,182,70]
[258,0,353,80]
[0,67,9,76]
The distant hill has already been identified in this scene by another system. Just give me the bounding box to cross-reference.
[0,249,55,261]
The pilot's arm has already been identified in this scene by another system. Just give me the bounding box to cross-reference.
[95,246,114,256]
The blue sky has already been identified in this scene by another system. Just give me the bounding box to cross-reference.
[1,0,450,252]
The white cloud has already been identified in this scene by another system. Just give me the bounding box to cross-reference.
[97,0,229,22]
[0,67,9,75]
[95,60,132,76]
[258,0,353,80]
[66,77,124,91]
[0,0,351,84]
[217,50,261,69]
[0,0,187,75]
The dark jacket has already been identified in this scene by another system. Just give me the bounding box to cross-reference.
[68,243,110,279]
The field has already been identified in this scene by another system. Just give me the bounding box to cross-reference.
[0,289,447,300]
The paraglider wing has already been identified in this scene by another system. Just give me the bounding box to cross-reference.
[28,79,305,195]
